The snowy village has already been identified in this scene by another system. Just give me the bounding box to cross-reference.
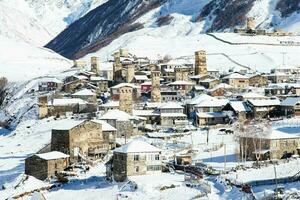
[1,0,300,200]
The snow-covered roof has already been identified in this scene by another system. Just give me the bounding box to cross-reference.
[49,98,88,106]
[101,101,119,107]
[161,113,186,117]
[160,102,183,109]
[90,76,106,81]
[222,73,248,79]
[169,81,194,85]
[111,83,139,89]
[133,109,160,116]
[52,120,85,130]
[241,92,267,99]
[243,127,300,140]
[196,98,229,108]
[134,75,149,81]
[114,140,161,153]
[100,109,132,121]
[141,81,152,86]
[211,83,233,91]
[72,88,96,96]
[229,101,251,112]
[73,75,88,80]
[194,85,206,91]
[92,120,117,132]
[35,151,69,160]
[248,99,280,107]
[281,97,300,107]
[186,94,215,105]
[196,112,227,118]
[39,77,63,84]
[200,78,218,83]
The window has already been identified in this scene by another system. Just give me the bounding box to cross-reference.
[55,163,57,169]
[135,166,139,172]
[134,155,139,161]
[155,154,160,160]
[147,165,161,171]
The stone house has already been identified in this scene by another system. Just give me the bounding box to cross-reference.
[247,99,281,118]
[196,112,228,126]
[38,77,63,92]
[208,83,233,97]
[267,72,289,83]
[63,78,88,93]
[90,77,109,93]
[221,73,249,89]
[199,78,220,89]
[51,120,108,162]
[100,109,134,138]
[195,98,228,113]
[92,120,117,149]
[47,98,94,117]
[133,75,150,84]
[222,101,252,121]
[25,151,69,180]
[99,101,119,112]
[248,74,268,87]
[239,130,300,160]
[160,102,187,127]
[281,97,300,116]
[265,84,287,96]
[112,140,162,182]
[168,81,194,96]
[71,88,97,103]
[111,83,140,101]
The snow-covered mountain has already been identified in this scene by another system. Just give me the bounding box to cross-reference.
[46,0,300,59]
[0,0,107,82]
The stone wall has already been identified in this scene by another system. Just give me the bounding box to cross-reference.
[25,156,48,180]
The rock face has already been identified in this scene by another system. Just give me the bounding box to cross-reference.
[197,0,256,32]
[46,0,166,59]
[275,0,300,18]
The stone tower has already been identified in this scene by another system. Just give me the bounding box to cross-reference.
[126,65,135,83]
[119,49,129,57]
[247,17,255,30]
[195,50,207,76]
[113,52,123,82]
[175,68,189,81]
[38,96,48,119]
[91,57,100,75]
[151,71,161,102]
[119,86,133,114]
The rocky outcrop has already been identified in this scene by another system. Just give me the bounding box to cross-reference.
[46,0,166,59]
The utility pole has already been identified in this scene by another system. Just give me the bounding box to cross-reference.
[224,144,227,173]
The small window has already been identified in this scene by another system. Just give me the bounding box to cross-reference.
[135,166,139,172]
[55,163,58,168]
[134,155,139,161]
[155,154,160,160]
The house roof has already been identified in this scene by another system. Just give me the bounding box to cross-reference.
[243,127,300,140]
[161,113,187,117]
[72,88,96,96]
[134,75,149,81]
[39,77,63,84]
[114,140,161,153]
[92,120,117,131]
[90,76,106,81]
[211,83,233,91]
[100,109,132,121]
[52,120,85,130]
[241,92,267,99]
[35,151,70,160]
[160,102,183,109]
[248,99,281,107]
[186,94,215,105]
[49,98,88,106]
[101,101,119,107]
[111,83,139,89]
[229,101,251,112]
[281,97,300,107]
[197,112,227,118]
[196,98,229,108]
[168,81,194,86]
[222,73,248,79]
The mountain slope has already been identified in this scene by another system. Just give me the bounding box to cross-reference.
[46,0,167,59]
[46,0,300,59]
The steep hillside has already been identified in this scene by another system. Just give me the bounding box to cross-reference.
[46,0,300,59]
[46,0,166,59]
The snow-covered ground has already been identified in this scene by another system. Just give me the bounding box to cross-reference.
[0,37,73,82]
[84,10,300,73]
